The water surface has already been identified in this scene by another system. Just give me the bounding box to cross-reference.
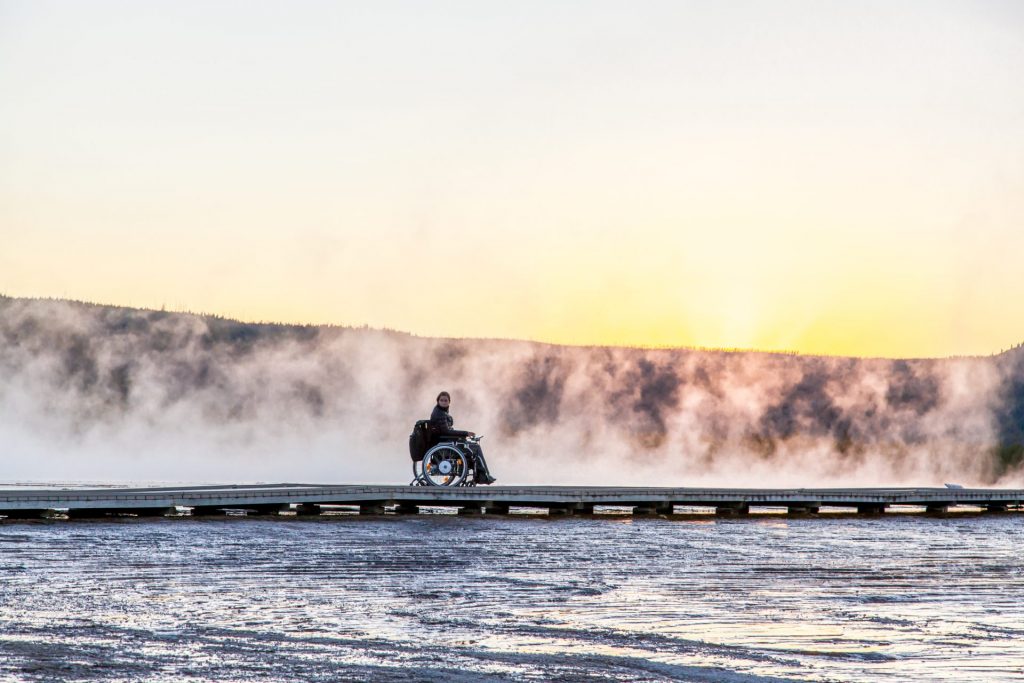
[1,512,1022,682]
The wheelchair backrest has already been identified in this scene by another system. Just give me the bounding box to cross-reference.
[408,420,432,462]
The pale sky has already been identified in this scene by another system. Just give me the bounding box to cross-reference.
[2,0,1023,357]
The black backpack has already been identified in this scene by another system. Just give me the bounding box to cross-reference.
[408,420,431,462]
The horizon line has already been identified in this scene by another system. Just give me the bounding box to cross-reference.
[1,291,1018,363]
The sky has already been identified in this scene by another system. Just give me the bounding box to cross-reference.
[1,0,1023,358]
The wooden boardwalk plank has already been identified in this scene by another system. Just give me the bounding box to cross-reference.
[0,484,1021,515]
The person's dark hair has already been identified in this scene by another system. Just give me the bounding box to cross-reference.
[436,391,451,403]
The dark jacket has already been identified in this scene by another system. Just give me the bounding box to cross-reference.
[430,404,471,440]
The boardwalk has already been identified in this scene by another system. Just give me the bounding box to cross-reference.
[1,484,1022,518]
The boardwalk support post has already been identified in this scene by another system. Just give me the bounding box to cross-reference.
[394,503,419,515]
[68,507,176,518]
[715,503,749,517]
[295,504,322,516]
[633,503,673,516]
[0,509,50,520]
[190,506,229,517]
[857,504,886,515]
[459,506,483,515]
[246,504,291,516]
[359,503,386,515]
[484,504,509,515]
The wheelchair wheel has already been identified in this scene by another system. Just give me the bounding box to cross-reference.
[421,444,469,487]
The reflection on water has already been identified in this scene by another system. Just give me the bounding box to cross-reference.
[0,514,1022,682]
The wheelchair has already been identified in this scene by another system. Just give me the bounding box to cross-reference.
[410,435,487,487]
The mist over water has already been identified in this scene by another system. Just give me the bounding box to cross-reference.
[1,296,1023,487]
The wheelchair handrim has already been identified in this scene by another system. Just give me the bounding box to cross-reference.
[421,444,469,486]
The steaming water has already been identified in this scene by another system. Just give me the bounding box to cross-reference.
[5,296,1024,490]
[1,512,1022,682]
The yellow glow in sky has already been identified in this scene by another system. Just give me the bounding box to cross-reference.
[2,1,1023,358]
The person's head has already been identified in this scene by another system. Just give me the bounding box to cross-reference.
[436,391,451,408]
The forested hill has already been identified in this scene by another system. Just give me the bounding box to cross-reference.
[1,295,1022,486]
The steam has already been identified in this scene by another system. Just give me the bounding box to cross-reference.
[1,296,1022,487]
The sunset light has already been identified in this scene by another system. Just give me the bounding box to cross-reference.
[3,4,1024,681]
[2,1,1022,358]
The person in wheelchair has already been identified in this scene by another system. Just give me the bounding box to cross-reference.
[430,391,496,484]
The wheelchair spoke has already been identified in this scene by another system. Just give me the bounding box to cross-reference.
[421,444,469,487]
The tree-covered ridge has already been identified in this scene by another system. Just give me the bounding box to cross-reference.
[1,295,1021,485]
